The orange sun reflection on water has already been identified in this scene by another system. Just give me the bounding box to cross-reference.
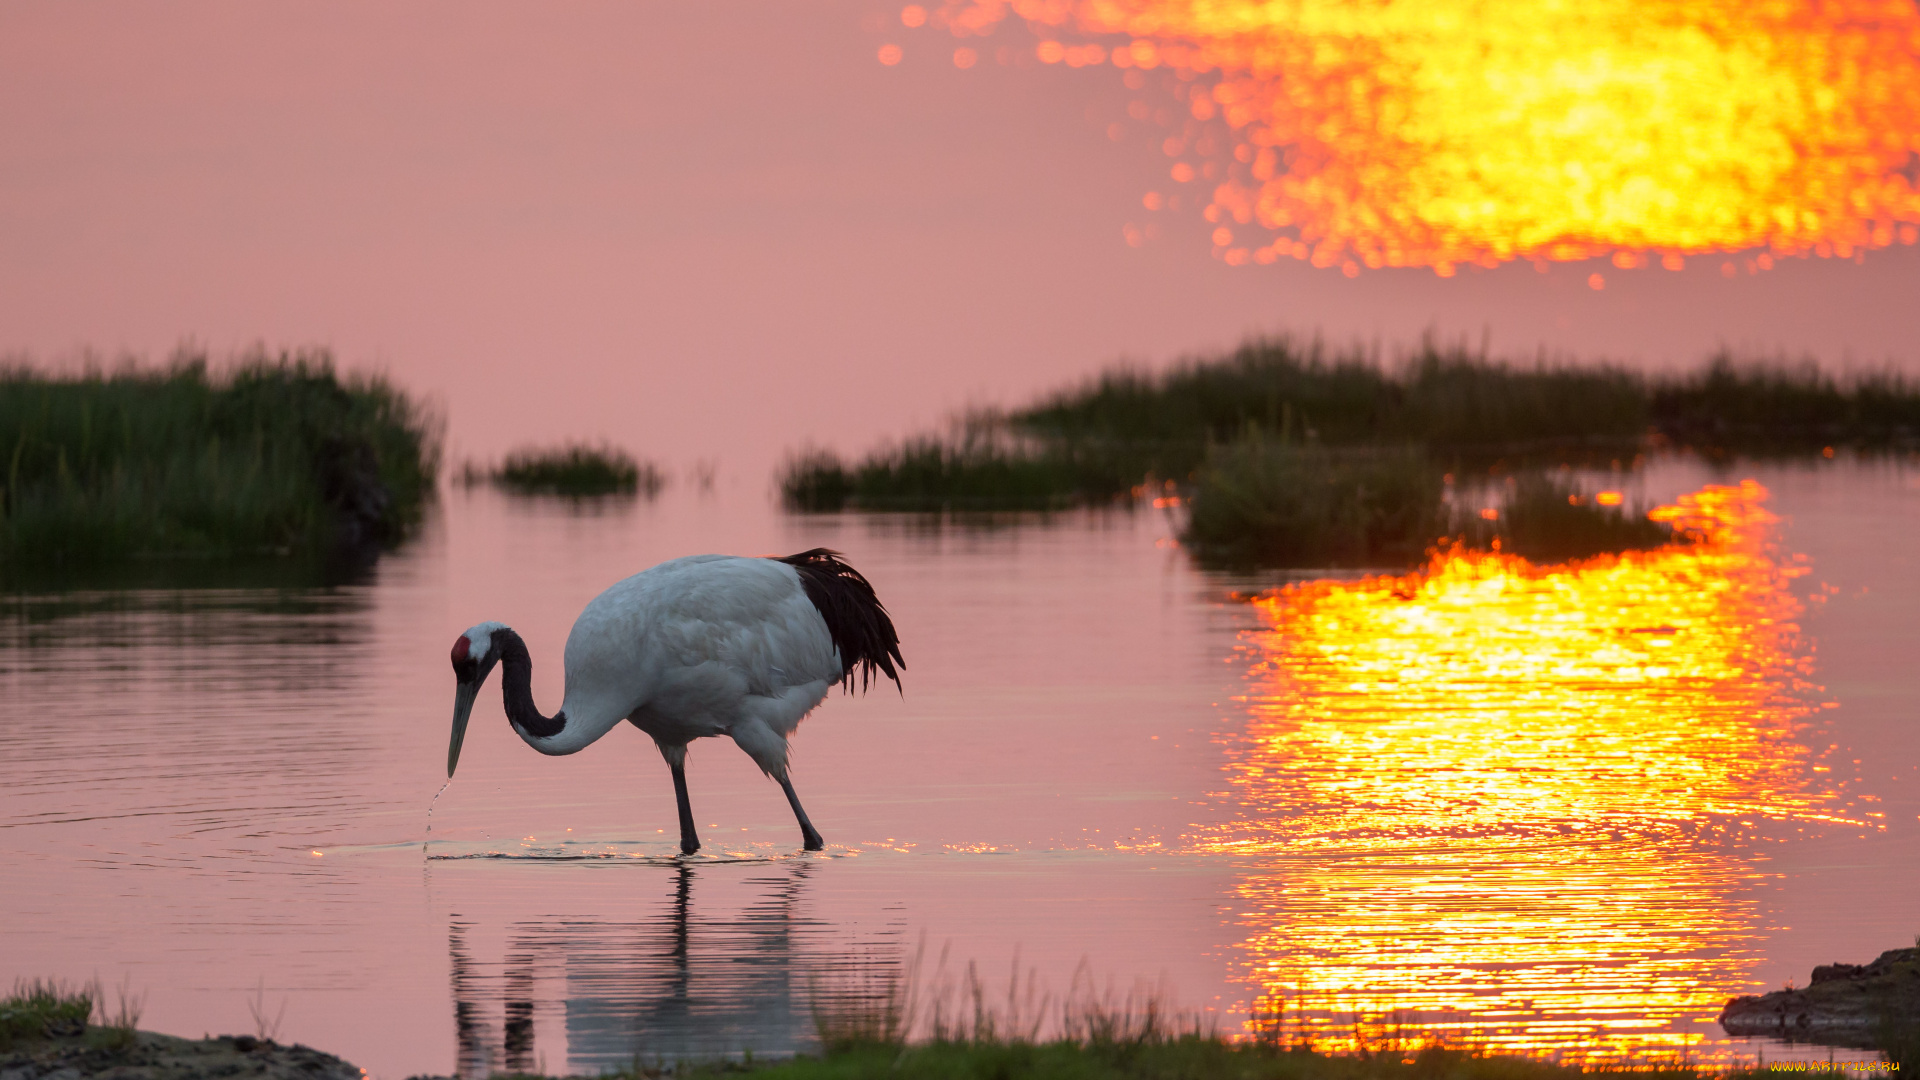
[1208,482,1860,1059]
[926,1,1920,273]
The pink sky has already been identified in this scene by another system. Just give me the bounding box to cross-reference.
[4,0,1917,480]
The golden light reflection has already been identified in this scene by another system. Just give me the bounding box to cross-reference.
[1209,482,1857,1059]
[923,1,1920,272]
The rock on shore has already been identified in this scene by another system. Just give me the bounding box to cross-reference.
[0,1030,362,1080]
[1720,947,1920,1045]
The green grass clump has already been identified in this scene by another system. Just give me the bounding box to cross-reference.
[1182,436,1447,569]
[779,422,1116,512]
[0,349,439,569]
[1493,474,1677,563]
[1181,441,1682,570]
[485,443,661,497]
[841,438,1087,511]
[0,979,91,1050]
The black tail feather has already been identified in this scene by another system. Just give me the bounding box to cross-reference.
[775,548,904,693]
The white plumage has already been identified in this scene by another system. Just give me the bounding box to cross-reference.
[446,549,903,854]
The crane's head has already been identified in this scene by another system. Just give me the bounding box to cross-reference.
[447,621,508,778]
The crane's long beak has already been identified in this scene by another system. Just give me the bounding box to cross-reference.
[448,680,482,778]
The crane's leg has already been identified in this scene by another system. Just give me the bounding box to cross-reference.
[670,757,700,856]
[725,718,822,852]
[777,772,825,851]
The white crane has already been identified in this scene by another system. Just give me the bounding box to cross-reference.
[445,548,903,854]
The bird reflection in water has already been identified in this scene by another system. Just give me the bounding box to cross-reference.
[447,862,901,1077]
[1212,482,1864,1060]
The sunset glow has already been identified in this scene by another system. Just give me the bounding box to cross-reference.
[1208,482,1858,1057]
[928,1,1920,272]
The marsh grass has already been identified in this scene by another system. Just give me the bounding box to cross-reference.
[482,443,663,497]
[1019,336,1917,456]
[780,447,856,512]
[0,979,91,1051]
[781,335,1920,518]
[91,974,143,1051]
[811,958,916,1053]
[1489,473,1678,563]
[1180,434,1688,570]
[810,945,1215,1053]
[1870,1016,1919,1070]
[843,439,1087,511]
[1653,353,1920,452]
[248,977,286,1043]
[0,976,147,1053]
[1016,336,1651,457]
[779,418,1115,512]
[696,959,1740,1080]
[0,970,1813,1080]
[1182,435,1447,569]
[778,443,1094,512]
[0,349,438,569]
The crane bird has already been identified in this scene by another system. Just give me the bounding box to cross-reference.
[446,548,902,855]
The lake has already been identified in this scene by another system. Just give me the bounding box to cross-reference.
[3,456,1917,1077]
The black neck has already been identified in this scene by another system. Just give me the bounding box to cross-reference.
[495,628,566,738]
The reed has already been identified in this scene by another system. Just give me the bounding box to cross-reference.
[843,439,1086,511]
[1015,335,1649,456]
[689,963,1743,1080]
[1871,1017,1919,1071]
[1652,352,1920,451]
[779,334,1920,516]
[481,443,662,497]
[779,417,1121,512]
[681,1040,1733,1080]
[1020,336,1915,455]
[1184,449,1684,570]
[0,349,438,568]
[1490,473,1677,563]
[780,447,857,512]
[1181,436,1448,569]
[91,974,143,1051]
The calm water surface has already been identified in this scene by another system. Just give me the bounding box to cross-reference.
[3,459,1917,1077]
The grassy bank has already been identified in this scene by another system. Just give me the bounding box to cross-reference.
[0,979,360,1077]
[6,980,1893,1080]
[0,350,438,569]
[464,443,663,497]
[1,980,94,1050]
[0,978,138,1053]
[671,1039,1756,1080]
[781,336,1920,519]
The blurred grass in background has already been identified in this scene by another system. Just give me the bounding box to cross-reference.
[0,349,439,571]
[1180,435,1446,569]
[782,333,1913,568]
[784,336,1920,516]
[464,442,662,497]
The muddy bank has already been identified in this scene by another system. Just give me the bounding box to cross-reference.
[1720,947,1920,1046]
[0,1030,361,1080]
